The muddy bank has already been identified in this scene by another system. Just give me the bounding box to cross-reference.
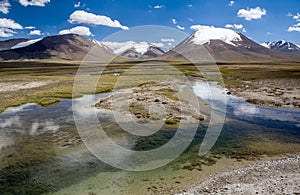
[95,80,205,126]
[228,79,300,108]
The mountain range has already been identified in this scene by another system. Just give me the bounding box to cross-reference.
[261,40,300,54]
[0,28,299,62]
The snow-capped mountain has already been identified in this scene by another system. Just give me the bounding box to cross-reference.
[192,27,243,46]
[140,45,165,58]
[103,41,165,59]
[164,26,296,62]
[261,40,300,53]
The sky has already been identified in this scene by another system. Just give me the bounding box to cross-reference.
[0,0,299,45]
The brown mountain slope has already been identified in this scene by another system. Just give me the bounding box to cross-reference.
[0,34,114,60]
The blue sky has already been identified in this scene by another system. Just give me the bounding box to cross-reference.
[0,0,299,45]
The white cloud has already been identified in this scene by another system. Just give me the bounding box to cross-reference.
[0,28,16,37]
[0,0,10,14]
[294,23,300,27]
[287,12,293,17]
[171,18,177,24]
[59,26,93,36]
[237,7,266,21]
[19,0,50,7]
[190,24,214,31]
[0,18,23,37]
[161,38,175,42]
[293,13,300,20]
[74,2,80,8]
[266,32,271,35]
[29,29,41,35]
[225,24,243,30]
[0,18,23,29]
[187,4,192,8]
[177,25,185,30]
[25,26,36,29]
[228,1,234,6]
[288,26,300,32]
[225,23,246,32]
[68,10,129,30]
[154,5,164,9]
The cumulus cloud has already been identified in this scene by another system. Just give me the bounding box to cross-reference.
[29,29,41,35]
[59,26,93,36]
[187,4,192,8]
[68,10,129,30]
[225,24,243,30]
[161,38,175,42]
[177,25,185,30]
[74,2,80,8]
[225,23,246,32]
[0,0,10,14]
[293,13,300,20]
[294,23,300,27]
[154,5,164,9]
[0,28,15,37]
[19,0,50,7]
[0,18,23,29]
[288,26,300,32]
[237,7,266,21]
[266,32,271,35]
[0,18,23,37]
[171,18,177,24]
[190,24,214,31]
[228,1,234,6]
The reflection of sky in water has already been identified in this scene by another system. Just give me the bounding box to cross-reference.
[0,81,299,151]
[193,80,300,125]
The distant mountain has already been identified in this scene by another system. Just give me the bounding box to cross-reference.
[119,48,141,58]
[102,41,165,59]
[0,38,30,51]
[164,27,299,62]
[0,34,114,60]
[120,45,165,59]
[261,40,300,53]
[140,46,165,58]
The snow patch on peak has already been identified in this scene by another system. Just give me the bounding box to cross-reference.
[11,38,42,49]
[260,42,271,48]
[102,41,164,55]
[192,27,242,46]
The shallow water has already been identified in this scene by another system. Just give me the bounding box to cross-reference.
[0,80,299,194]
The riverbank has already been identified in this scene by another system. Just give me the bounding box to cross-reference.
[184,154,300,194]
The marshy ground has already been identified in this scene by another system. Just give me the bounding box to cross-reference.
[0,59,299,194]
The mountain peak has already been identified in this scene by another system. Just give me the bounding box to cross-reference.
[192,27,242,46]
[260,40,300,53]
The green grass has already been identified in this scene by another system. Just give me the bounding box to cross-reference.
[1,60,299,113]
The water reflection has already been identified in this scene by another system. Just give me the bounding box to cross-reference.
[0,81,299,194]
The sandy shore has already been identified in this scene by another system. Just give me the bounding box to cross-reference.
[184,154,300,194]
